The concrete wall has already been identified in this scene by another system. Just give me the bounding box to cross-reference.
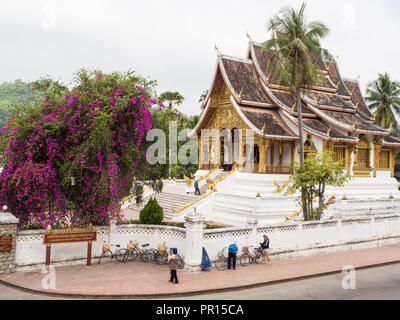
[14,211,400,271]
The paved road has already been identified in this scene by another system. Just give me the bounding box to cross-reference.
[178,263,400,300]
[0,263,399,300]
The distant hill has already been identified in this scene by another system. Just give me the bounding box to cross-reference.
[0,80,39,127]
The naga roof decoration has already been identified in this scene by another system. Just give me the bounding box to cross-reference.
[194,34,398,145]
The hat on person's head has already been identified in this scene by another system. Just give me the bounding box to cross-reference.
[172,248,177,254]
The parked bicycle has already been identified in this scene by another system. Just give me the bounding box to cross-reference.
[98,241,126,264]
[240,246,263,266]
[155,242,185,269]
[123,240,158,263]
[215,247,228,270]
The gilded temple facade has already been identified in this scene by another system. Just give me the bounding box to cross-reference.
[189,34,400,178]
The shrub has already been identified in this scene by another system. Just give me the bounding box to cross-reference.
[139,197,164,225]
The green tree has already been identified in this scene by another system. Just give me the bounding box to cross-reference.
[366,73,400,129]
[0,80,43,127]
[262,2,329,217]
[139,197,164,225]
[159,91,184,109]
[289,152,351,221]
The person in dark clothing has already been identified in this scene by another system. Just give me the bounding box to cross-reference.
[194,180,200,195]
[227,243,238,270]
[260,235,272,265]
[168,248,179,283]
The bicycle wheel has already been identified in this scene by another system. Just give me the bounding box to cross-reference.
[240,253,250,266]
[255,251,263,264]
[142,251,154,263]
[215,257,227,270]
[147,249,158,262]
[114,249,127,262]
[156,252,168,265]
[177,255,185,269]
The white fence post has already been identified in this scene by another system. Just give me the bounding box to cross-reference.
[184,208,205,271]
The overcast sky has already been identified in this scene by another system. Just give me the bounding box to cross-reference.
[1,0,399,116]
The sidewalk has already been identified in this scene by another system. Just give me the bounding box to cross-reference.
[1,244,400,299]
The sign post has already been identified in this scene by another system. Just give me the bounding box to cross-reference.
[43,224,97,268]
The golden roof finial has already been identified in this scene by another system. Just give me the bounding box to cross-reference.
[261,123,266,134]
[326,126,331,137]
[354,101,359,110]
[314,97,318,105]
[335,55,339,62]
[238,87,243,99]
[335,81,340,89]
[214,44,221,57]
[352,120,359,130]
[372,111,377,121]
[388,123,393,132]
[350,87,356,96]
[356,75,360,83]
[292,101,296,112]
[246,31,253,43]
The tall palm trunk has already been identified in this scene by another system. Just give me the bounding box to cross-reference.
[296,87,308,220]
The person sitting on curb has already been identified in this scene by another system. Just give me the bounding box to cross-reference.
[259,235,272,265]
[227,242,239,270]
[168,248,179,284]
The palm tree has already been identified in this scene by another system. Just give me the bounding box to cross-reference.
[365,73,400,129]
[262,2,329,166]
[262,2,329,219]
[159,91,184,109]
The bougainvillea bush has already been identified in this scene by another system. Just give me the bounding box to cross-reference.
[0,69,162,229]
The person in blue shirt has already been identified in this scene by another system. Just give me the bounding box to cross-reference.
[194,179,200,195]
[227,243,239,270]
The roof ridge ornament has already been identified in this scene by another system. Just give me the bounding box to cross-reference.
[326,126,331,137]
[388,123,393,133]
[238,87,243,100]
[356,75,360,83]
[352,120,359,130]
[327,55,339,71]
[291,101,296,112]
[246,31,253,43]
[354,101,359,109]
[214,44,221,57]
[261,122,266,134]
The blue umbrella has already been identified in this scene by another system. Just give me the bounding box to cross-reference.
[201,247,212,270]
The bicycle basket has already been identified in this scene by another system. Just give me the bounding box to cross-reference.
[127,242,136,252]
[102,244,111,253]
[242,246,249,253]
[158,243,166,254]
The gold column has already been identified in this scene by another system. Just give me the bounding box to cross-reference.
[346,146,351,175]
[278,142,283,173]
[290,142,295,173]
[390,149,395,177]
[259,139,267,174]
[373,143,381,178]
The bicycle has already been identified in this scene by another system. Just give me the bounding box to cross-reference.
[122,240,158,263]
[98,241,126,264]
[215,247,228,270]
[239,246,263,266]
[155,242,185,269]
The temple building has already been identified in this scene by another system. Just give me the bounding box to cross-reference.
[190,33,400,178]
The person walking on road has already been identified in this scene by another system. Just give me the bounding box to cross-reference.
[227,243,239,270]
[260,235,272,265]
[168,248,179,284]
[194,179,201,196]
